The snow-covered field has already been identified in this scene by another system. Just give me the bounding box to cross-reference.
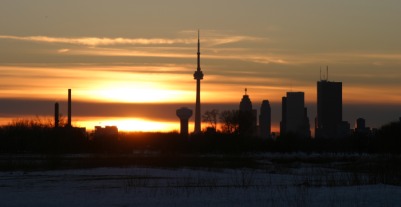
[1,163,401,207]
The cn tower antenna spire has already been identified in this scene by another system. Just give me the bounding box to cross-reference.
[326,65,329,81]
[193,30,204,134]
[197,30,201,72]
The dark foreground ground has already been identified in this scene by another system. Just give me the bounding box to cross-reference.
[1,153,401,207]
[2,152,401,185]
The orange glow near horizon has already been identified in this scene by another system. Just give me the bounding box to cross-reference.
[0,116,279,134]
[74,117,181,132]
[0,66,192,103]
[1,65,401,105]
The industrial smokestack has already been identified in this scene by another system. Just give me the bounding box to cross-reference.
[54,102,59,128]
[68,89,71,127]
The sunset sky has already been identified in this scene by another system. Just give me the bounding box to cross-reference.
[0,0,400,132]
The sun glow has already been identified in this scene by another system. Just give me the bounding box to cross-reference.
[92,86,190,103]
[75,117,179,132]
[79,71,194,103]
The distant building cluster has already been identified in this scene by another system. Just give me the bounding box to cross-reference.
[231,69,374,139]
[174,35,384,139]
[52,89,118,142]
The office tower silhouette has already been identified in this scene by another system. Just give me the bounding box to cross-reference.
[67,89,72,127]
[239,89,257,136]
[176,107,193,138]
[356,118,366,130]
[280,92,310,137]
[193,30,204,134]
[355,118,370,135]
[54,102,59,128]
[315,74,342,138]
[259,100,271,138]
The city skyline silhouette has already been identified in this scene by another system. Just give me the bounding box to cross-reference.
[0,39,399,135]
[0,1,400,133]
[2,2,401,207]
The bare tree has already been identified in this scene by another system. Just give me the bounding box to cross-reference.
[219,110,239,134]
[202,109,219,130]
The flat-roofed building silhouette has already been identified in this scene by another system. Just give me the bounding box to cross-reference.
[94,126,118,140]
[354,118,370,136]
[315,79,342,138]
[280,92,310,138]
[259,100,271,138]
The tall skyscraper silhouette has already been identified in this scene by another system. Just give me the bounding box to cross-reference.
[193,31,204,134]
[315,73,342,138]
[259,100,271,138]
[67,89,72,127]
[280,92,310,137]
[239,89,257,136]
[54,102,59,128]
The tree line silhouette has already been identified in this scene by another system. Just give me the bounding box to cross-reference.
[0,113,400,154]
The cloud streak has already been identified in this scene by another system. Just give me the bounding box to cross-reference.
[50,45,289,65]
[0,34,265,47]
[0,35,193,46]
[0,33,282,65]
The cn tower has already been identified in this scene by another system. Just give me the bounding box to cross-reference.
[193,30,204,134]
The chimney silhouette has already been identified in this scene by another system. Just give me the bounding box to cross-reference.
[67,89,72,127]
[54,102,59,128]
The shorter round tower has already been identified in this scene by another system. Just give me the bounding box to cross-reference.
[176,107,193,138]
